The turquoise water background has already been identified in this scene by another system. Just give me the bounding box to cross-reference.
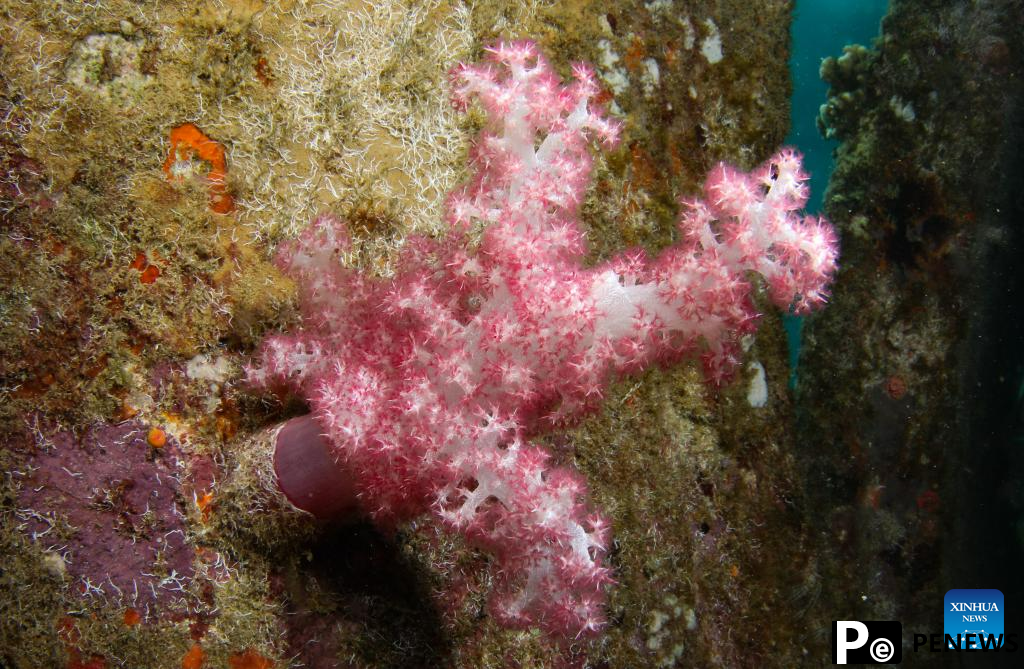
[784,0,889,383]
[785,0,890,212]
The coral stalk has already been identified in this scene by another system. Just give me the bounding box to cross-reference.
[272,415,359,519]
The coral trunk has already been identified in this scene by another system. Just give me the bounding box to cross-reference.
[273,415,359,519]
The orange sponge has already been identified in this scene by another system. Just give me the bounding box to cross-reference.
[163,123,234,214]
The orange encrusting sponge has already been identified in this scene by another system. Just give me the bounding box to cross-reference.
[163,123,234,214]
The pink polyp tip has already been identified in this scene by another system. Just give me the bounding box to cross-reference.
[273,414,360,519]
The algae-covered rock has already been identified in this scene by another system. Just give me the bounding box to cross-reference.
[0,0,844,666]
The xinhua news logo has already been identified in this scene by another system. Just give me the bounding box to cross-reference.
[833,621,902,664]
[944,589,1004,649]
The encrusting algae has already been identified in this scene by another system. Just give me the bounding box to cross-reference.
[0,0,858,666]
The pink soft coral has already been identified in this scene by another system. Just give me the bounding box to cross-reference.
[250,41,838,639]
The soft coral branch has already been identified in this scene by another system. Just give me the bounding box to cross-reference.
[250,40,838,639]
